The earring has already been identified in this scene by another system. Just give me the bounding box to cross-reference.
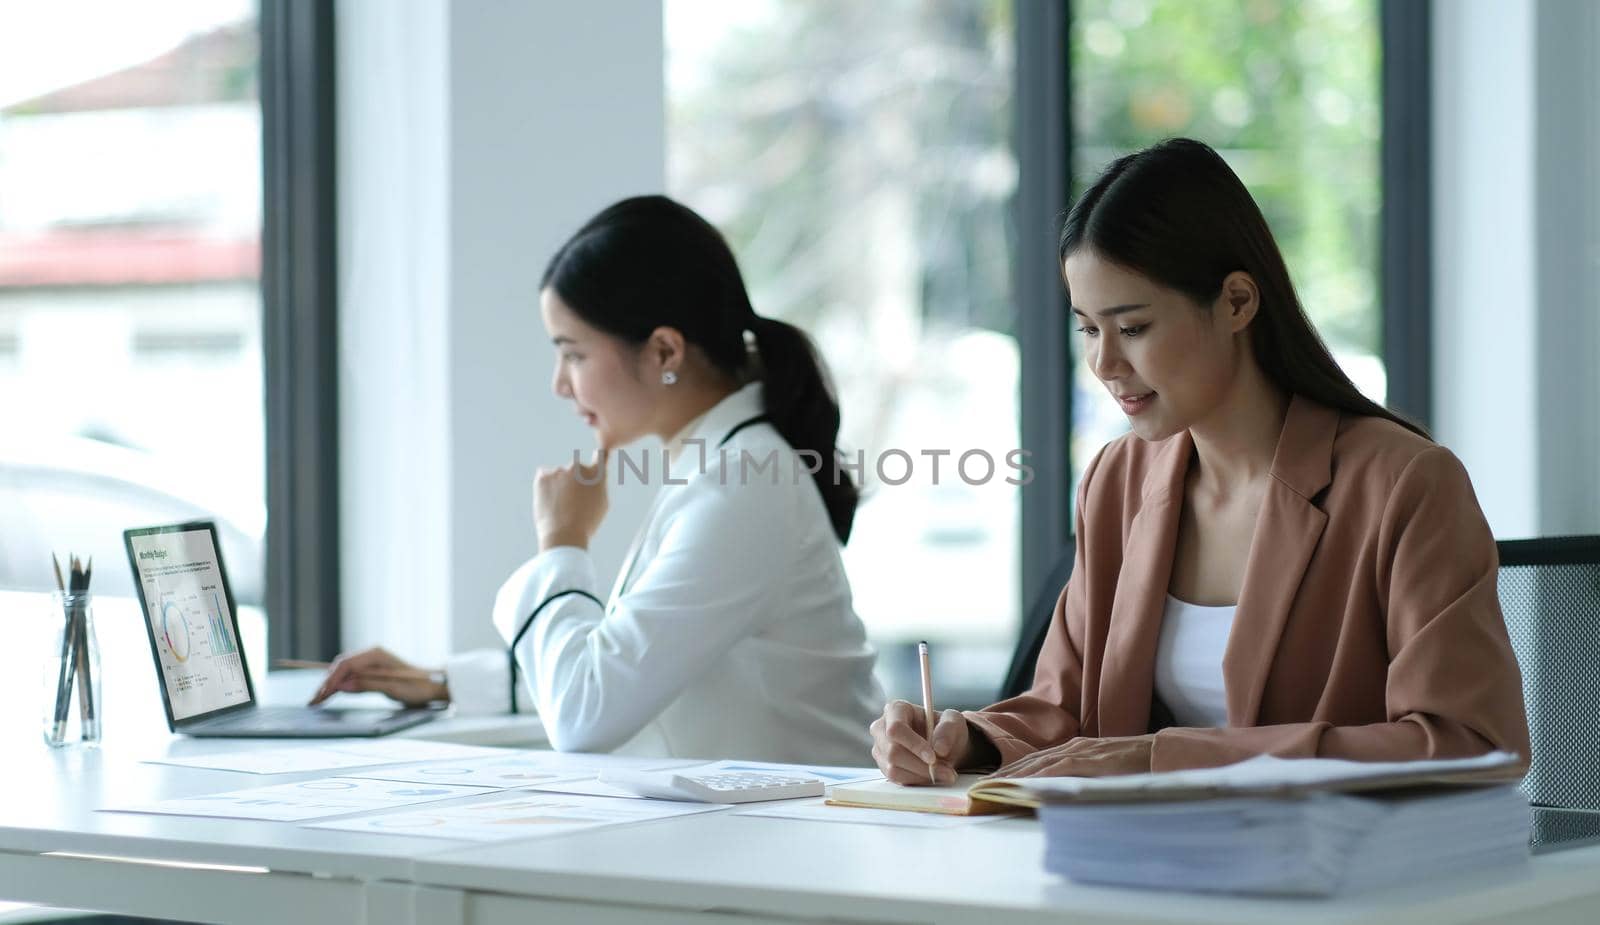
[662,370,678,385]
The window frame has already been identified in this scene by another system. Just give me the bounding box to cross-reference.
[259,0,340,661]
[1380,0,1433,428]
[1015,0,1075,604]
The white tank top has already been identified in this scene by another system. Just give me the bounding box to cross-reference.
[1153,594,1236,728]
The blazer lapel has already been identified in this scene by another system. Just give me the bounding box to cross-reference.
[608,383,768,607]
[1095,434,1190,736]
[1223,396,1338,725]
[609,488,669,605]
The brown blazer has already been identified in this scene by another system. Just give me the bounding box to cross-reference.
[967,395,1531,774]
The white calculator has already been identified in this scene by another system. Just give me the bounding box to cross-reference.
[597,768,824,804]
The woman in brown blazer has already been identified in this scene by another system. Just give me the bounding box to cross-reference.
[870,138,1530,783]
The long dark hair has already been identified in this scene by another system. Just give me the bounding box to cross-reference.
[542,195,859,543]
[1059,137,1428,439]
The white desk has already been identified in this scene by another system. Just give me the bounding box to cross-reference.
[0,744,457,924]
[2,608,1599,923]
[0,597,542,923]
[3,739,1600,925]
[413,810,1600,925]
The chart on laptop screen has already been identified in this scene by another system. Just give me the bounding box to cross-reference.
[128,528,249,719]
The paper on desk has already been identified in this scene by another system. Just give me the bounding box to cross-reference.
[142,740,508,775]
[706,760,883,784]
[734,798,1008,829]
[102,776,495,822]
[348,750,693,789]
[306,792,727,842]
[1000,751,1524,803]
[521,758,882,799]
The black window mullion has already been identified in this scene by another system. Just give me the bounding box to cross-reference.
[1015,0,1075,605]
[259,0,340,661]
[1380,0,1433,428]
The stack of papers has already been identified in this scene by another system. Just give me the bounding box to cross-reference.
[1034,753,1531,896]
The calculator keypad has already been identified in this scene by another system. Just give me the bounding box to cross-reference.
[694,773,807,791]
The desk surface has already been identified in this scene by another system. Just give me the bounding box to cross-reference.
[414,806,1600,925]
[2,741,1599,925]
[2,602,1598,924]
[0,598,544,892]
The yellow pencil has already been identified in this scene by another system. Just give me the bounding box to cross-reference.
[918,640,937,785]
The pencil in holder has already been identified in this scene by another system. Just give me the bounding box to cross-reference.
[42,591,101,747]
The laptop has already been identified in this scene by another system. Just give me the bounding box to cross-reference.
[123,520,434,737]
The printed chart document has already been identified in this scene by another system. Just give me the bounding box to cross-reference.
[349,752,692,790]
[526,759,880,800]
[307,792,727,842]
[143,740,506,775]
[102,777,495,822]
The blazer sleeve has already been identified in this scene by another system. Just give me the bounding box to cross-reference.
[443,646,532,716]
[1149,446,1532,774]
[515,475,796,753]
[961,448,1102,767]
[470,546,607,717]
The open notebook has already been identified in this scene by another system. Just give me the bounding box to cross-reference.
[824,751,1525,816]
[825,774,1018,816]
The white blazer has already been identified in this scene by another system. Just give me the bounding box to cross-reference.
[447,382,884,766]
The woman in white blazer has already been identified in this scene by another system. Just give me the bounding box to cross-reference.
[312,196,884,765]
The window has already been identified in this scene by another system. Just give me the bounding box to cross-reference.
[666,1,1020,702]
[1069,0,1385,493]
[0,3,266,640]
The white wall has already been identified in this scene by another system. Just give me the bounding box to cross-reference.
[337,0,662,662]
[1433,0,1600,540]
[1530,0,1600,536]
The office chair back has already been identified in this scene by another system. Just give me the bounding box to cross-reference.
[999,540,1076,702]
[1497,536,1600,810]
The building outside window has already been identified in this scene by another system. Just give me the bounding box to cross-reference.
[0,3,265,656]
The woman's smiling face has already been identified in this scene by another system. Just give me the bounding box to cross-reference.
[1064,249,1247,443]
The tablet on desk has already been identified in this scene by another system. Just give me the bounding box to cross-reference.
[123,520,433,738]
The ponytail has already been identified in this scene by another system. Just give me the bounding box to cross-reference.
[751,317,859,544]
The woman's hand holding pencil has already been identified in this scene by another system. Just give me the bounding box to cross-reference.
[869,698,979,786]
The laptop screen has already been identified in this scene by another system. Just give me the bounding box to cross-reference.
[125,522,255,724]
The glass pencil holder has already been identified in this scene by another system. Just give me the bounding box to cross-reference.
[42,591,102,747]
